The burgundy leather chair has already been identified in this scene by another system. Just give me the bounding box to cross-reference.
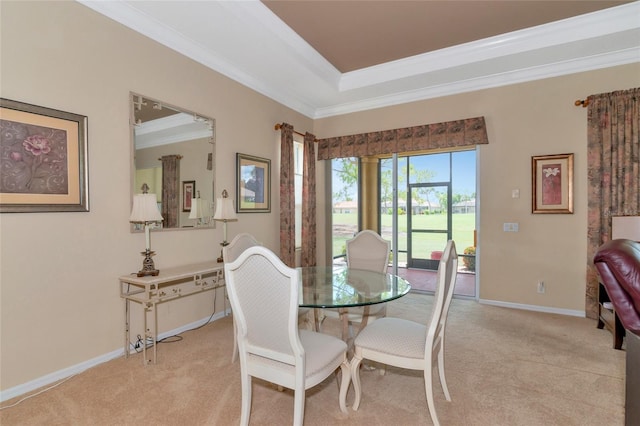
[593,238,640,426]
[593,239,640,334]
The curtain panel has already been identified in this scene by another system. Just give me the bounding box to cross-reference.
[317,116,488,160]
[301,132,317,267]
[279,123,296,267]
[586,87,640,318]
[161,154,180,228]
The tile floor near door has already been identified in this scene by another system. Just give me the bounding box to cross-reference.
[392,267,476,297]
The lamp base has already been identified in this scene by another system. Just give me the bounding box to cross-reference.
[217,241,229,263]
[137,249,160,277]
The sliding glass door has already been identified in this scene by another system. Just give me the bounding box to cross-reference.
[329,150,477,296]
[381,150,476,274]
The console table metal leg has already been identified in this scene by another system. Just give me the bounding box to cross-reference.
[153,301,158,364]
[124,299,130,358]
[141,302,159,365]
[143,303,149,365]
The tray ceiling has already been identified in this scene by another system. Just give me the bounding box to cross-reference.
[78,1,640,118]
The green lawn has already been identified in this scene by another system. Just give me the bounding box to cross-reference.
[332,212,475,262]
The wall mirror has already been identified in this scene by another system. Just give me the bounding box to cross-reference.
[130,92,215,231]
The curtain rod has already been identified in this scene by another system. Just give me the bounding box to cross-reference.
[574,99,590,107]
[274,123,317,141]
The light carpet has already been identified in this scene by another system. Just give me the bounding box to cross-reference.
[0,293,625,425]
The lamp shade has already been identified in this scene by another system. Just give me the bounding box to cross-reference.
[214,197,237,221]
[189,198,208,219]
[130,193,163,223]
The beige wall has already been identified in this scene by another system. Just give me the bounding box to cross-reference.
[1,0,639,397]
[0,1,311,393]
[313,64,640,314]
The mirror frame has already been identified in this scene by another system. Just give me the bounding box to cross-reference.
[130,92,216,232]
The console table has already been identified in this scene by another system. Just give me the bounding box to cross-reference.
[119,261,225,365]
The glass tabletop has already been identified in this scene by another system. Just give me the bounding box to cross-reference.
[297,266,411,308]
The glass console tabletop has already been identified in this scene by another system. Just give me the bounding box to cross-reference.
[297,266,411,308]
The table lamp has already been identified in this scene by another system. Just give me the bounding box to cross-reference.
[189,191,210,226]
[214,189,237,262]
[130,183,164,276]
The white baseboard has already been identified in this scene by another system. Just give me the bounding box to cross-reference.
[479,298,585,317]
[0,310,230,403]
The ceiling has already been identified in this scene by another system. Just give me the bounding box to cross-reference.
[78,1,640,119]
[263,1,634,73]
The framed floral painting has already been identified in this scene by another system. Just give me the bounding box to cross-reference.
[0,98,89,212]
[531,153,573,214]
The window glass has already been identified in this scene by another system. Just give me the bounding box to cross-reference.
[331,157,359,263]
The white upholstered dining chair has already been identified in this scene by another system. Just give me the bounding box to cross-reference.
[224,233,314,363]
[224,233,260,266]
[350,240,458,426]
[224,246,350,426]
[223,233,260,363]
[324,230,390,340]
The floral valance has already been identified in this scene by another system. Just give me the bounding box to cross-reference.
[317,116,489,160]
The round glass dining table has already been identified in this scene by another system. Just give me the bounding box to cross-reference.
[297,266,412,308]
[297,266,411,344]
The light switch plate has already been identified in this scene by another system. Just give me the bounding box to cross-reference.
[503,222,519,232]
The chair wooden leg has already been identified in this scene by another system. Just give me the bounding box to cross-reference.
[350,354,364,410]
[437,345,451,401]
[424,366,440,426]
[231,318,238,363]
[240,374,252,426]
[293,388,305,426]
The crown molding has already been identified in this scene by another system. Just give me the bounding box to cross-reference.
[339,2,640,91]
[77,1,640,119]
[315,48,639,119]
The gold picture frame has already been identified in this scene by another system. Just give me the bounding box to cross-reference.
[531,153,573,214]
[236,153,270,213]
[0,98,89,213]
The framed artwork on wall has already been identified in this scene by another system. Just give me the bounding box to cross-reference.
[182,180,195,212]
[531,153,574,214]
[0,98,89,213]
[236,153,271,213]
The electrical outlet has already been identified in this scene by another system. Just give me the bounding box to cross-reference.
[537,281,545,294]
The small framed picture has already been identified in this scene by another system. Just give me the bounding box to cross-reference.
[0,98,89,213]
[236,153,270,213]
[182,180,195,212]
[532,153,574,214]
